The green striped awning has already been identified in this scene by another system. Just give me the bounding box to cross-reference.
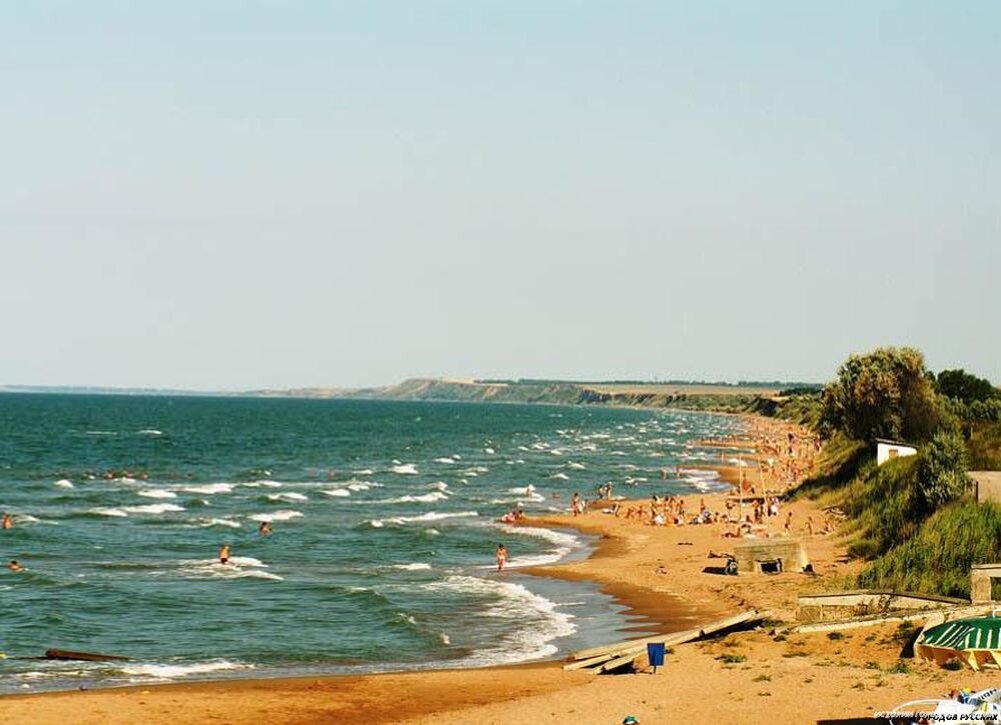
[920,618,1001,651]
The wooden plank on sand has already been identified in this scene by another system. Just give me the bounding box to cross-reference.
[565,627,703,670]
[563,653,618,671]
[567,610,766,671]
[568,626,701,662]
[699,610,767,637]
[599,650,646,673]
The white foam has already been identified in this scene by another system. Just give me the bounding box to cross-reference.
[197,517,243,529]
[182,483,235,495]
[507,485,536,494]
[138,489,178,499]
[123,503,185,515]
[429,481,450,492]
[345,479,380,491]
[322,488,351,497]
[484,447,496,454]
[490,525,580,568]
[242,480,283,488]
[366,511,478,527]
[488,493,545,504]
[137,429,164,436]
[381,491,448,504]
[121,660,254,679]
[391,563,432,571]
[354,469,374,476]
[435,457,457,464]
[391,464,419,475]
[54,479,74,489]
[248,510,303,522]
[228,556,267,567]
[175,557,283,581]
[88,507,129,517]
[423,576,575,666]
[267,492,309,502]
[550,473,569,480]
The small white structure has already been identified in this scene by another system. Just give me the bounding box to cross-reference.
[876,438,918,466]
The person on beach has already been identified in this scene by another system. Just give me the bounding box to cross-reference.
[219,543,231,565]
[2,513,12,529]
[495,544,508,572]
[570,492,581,516]
[259,521,272,536]
[784,512,793,535]
[7,560,24,572]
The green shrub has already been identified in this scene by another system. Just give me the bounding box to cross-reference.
[917,429,972,512]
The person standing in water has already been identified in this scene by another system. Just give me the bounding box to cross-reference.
[8,560,24,572]
[219,543,231,565]
[2,513,12,529]
[495,544,508,572]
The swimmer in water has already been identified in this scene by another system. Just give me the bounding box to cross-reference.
[219,544,231,565]
[495,544,508,572]
[259,521,272,536]
[8,560,24,572]
[2,513,12,529]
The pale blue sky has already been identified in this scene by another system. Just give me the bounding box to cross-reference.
[1,2,998,389]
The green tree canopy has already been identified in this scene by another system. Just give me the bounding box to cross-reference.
[934,368,1000,405]
[821,346,940,442]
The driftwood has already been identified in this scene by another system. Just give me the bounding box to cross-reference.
[565,610,770,673]
[45,649,130,662]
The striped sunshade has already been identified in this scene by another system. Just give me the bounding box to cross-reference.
[920,618,1001,651]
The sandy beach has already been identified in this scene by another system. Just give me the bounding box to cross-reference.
[5,416,989,724]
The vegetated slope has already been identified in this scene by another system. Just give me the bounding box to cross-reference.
[333,378,823,425]
[800,425,1001,599]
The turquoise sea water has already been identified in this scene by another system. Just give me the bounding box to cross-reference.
[0,394,740,693]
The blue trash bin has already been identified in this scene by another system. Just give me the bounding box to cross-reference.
[647,642,665,672]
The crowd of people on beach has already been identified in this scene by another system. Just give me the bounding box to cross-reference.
[543,423,837,542]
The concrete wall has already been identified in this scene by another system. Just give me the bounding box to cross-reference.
[970,564,1001,603]
[972,472,1001,505]
[798,590,966,621]
[877,442,918,466]
[733,538,808,574]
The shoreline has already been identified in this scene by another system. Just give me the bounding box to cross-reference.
[9,412,912,725]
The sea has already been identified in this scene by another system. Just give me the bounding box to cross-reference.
[0,394,742,693]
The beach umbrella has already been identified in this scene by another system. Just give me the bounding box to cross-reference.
[916,616,1001,670]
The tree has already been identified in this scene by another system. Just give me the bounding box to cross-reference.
[934,369,1000,405]
[821,347,940,441]
[917,429,972,513]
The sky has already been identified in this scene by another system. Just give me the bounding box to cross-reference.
[1,2,999,390]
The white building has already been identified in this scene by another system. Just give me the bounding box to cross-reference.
[876,438,918,466]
